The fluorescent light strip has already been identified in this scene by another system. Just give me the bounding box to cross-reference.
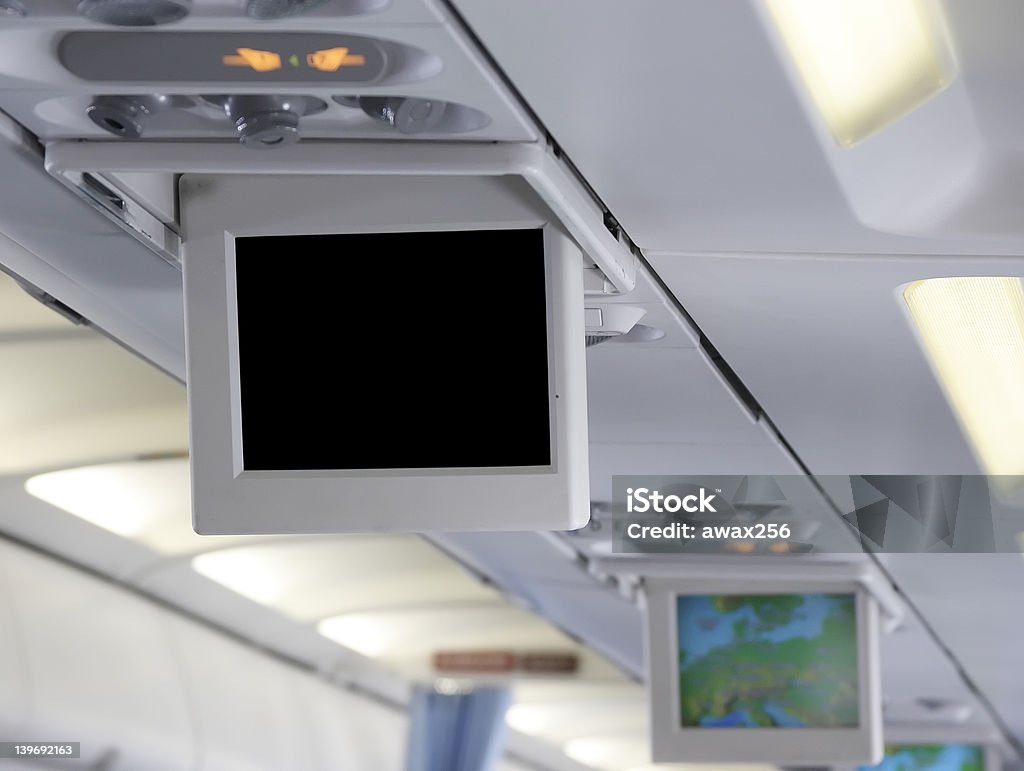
[25,458,188,540]
[191,550,289,606]
[904,277,1024,477]
[765,0,951,146]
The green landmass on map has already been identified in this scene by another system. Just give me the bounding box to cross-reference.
[679,594,858,728]
[888,747,946,771]
[874,745,985,771]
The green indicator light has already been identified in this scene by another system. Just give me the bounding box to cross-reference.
[289,54,299,67]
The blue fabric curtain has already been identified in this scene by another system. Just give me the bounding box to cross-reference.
[404,686,512,771]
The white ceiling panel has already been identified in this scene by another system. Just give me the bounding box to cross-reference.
[189,536,500,621]
[881,554,1024,744]
[450,0,1024,256]
[647,252,1024,474]
[588,442,800,504]
[2,2,1022,761]
[586,346,768,446]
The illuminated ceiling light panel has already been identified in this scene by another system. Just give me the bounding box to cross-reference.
[317,613,399,658]
[26,457,186,541]
[512,682,640,705]
[24,457,251,553]
[317,604,571,660]
[189,536,498,619]
[506,701,646,745]
[764,0,952,146]
[191,548,291,606]
[562,736,647,769]
[904,277,1024,477]
[505,704,550,736]
[508,683,642,743]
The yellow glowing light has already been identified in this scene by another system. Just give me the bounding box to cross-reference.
[23,458,253,554]
[25,458,186,539]
[223,48,282,72]
[563,737,613,766]
[306,47,365,72]
[561,736,652,769]
[764,0,952,146]
[904,277,1024,477]
[505,705,549,736]
[191,550,287,606]
[317,614,396,658]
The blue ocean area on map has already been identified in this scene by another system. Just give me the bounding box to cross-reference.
[678,592,859,728]
[859,744,985,771]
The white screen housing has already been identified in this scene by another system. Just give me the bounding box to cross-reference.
[645,571,883,765]
[181,173,589,534]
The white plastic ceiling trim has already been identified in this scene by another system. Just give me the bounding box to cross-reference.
[0,115,185,378]
[44,139,638,294]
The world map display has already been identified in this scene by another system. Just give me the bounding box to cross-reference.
[677,593,859,727]
[860,745,985,771]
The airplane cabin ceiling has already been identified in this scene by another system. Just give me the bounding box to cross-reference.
[451,0,1024,254]
[450,0,1024,757]
[1,0,1023,766]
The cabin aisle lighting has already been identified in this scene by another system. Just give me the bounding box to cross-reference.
[25,458,187,539]
[764,0,952,146]
[904,277,1024,477]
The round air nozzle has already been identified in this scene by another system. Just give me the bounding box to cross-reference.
[236,110,300,147]
[205,95,327,148]
[358,96,448,135]
[86,94,171,139]
[241,0,326,19]
[77,0,191,25]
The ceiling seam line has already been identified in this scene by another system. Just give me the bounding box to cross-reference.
[798,470,1024,763]
[646,248,1024,260]
[636,249,1024,761]
[759,427,1024,762]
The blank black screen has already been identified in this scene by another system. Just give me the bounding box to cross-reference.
[234,229,552,471]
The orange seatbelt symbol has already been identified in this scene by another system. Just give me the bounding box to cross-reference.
[222,48,282,72]
[306,47,366,72]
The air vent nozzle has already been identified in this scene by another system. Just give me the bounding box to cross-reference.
[358,96,447,135]
[204,94,327,148]
[86,94,171,139]
[77,0,191,26]
[241,0,327,20]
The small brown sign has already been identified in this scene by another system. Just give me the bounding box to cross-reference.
[432,650,579,675]
[520,653,579,674]
[432,651,517,673]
